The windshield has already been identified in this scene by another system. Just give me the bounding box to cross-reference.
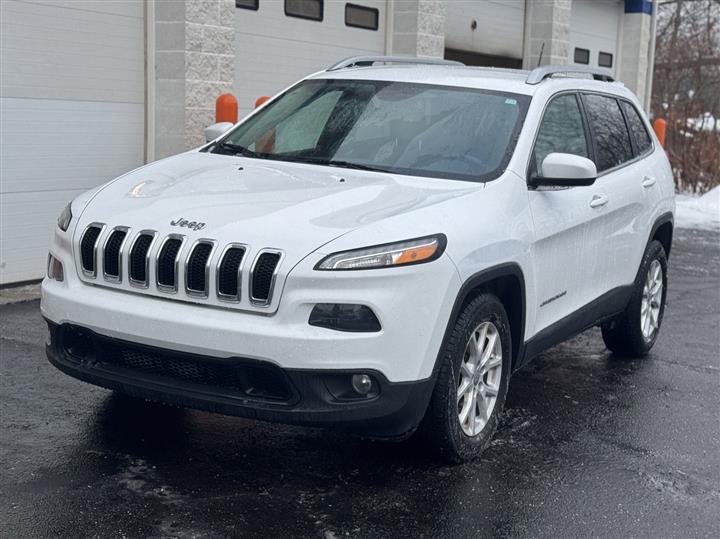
[212,79,530,182]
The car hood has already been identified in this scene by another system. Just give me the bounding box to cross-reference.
[77,152,480,262]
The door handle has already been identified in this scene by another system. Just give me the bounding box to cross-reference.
[642,176,657,188]
[589,194,609,208]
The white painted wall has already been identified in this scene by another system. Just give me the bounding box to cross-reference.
[0,0,145,284]
[445,0,525,60]
[233,0,387,118]
[569,0,623,75]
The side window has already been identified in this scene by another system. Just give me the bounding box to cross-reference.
[583,94,632,172]
[620,101,653,155]
[532,94,589,178]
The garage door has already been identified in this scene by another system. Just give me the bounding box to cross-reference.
[444,0,525,66]
[234,0,387,118]
[0,0,145,285]
[570,0,622,75]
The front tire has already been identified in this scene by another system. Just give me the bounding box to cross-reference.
[420,293,511,463]
[601,240,668,357]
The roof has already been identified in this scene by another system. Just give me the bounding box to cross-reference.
[310,65,538,95]
[308,57,626,98]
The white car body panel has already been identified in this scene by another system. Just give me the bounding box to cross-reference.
[41,64,675,424]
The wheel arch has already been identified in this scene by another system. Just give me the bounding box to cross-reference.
[434,263,527,375]
[649,211,674,258]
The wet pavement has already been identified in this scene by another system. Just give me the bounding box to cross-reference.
[1,227,719,538]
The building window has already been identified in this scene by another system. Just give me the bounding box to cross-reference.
[236,0,259,10]
[574,48,590,65]
[345,3,379,30]
[285,0,323,21]
[598,52,613,68]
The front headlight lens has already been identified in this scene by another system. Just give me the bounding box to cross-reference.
[315,234,446,271]
[57,202,72,232]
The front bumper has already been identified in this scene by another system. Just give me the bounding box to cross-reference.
[41,248,460,382]
[46,321,435,439]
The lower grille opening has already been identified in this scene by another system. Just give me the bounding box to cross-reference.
[62,325,96,361]
[80,226,102,274]
[103,229,127,279]
[59,325,293,402]
[129,233,154,284]
[251,251,281,303]
[157,238,183,289]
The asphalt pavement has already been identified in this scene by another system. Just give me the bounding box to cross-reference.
[1,227,718,538]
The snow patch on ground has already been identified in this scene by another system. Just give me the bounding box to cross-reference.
[675,187,720,231]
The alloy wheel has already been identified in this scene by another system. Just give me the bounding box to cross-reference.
[457,321,503,436]
[641,259,663,340]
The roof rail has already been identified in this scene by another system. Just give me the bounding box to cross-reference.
[327,55,463,71]
[526,65,614,85]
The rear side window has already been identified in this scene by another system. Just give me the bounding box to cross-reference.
[582,94,632,172]
[531,94,589,178]
[620,101,653,155]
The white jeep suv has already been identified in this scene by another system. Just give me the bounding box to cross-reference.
[42,57,675,462]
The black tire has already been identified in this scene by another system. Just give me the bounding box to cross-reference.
[419,293,511,463]
[601,240,668,357]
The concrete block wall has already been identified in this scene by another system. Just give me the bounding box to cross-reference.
[391,0,447,57]
[523,0,572,69]
[153,0,235,159]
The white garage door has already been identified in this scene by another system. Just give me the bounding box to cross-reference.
[234,0,387,118]
[445,0,525,62]
[570,0,622,75]
[0,0,145,285]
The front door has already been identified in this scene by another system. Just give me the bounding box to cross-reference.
[527,92,604,334]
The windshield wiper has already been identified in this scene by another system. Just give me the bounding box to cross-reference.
[326,160,393,174]
[277,155,392,173]
[215,141,259,158]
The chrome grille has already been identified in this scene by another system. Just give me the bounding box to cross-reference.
[185,241,214,296]
[102,228,128,281]
[80,225,103,275]
[217,245,246,301]
[251,250,283,305]
[156,236,184,291]
[129,232,155,286]
[77,225,283,309]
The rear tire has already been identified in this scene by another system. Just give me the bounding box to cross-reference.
[420,293,511,463]
[601,240,668,357]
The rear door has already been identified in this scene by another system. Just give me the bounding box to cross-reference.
[527,93,603,333]
[580,93,649,297]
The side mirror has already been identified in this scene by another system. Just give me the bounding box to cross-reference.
[204,122,234,143]
[534,153,597,187]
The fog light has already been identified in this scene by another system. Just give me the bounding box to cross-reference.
[47,254,64,282]
[351,374,373,395]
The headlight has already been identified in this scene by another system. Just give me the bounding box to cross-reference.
[57,202,73,232]
[315,234,446,271]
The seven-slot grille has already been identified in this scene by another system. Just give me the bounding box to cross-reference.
[156,237,184,290]
[129,233,154,285]
[217,246,246,300]
[251,251,282,304]
[186,242,214,296]
[77,225,282,307]
[103,229,127,280]
[80,225,103,274]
